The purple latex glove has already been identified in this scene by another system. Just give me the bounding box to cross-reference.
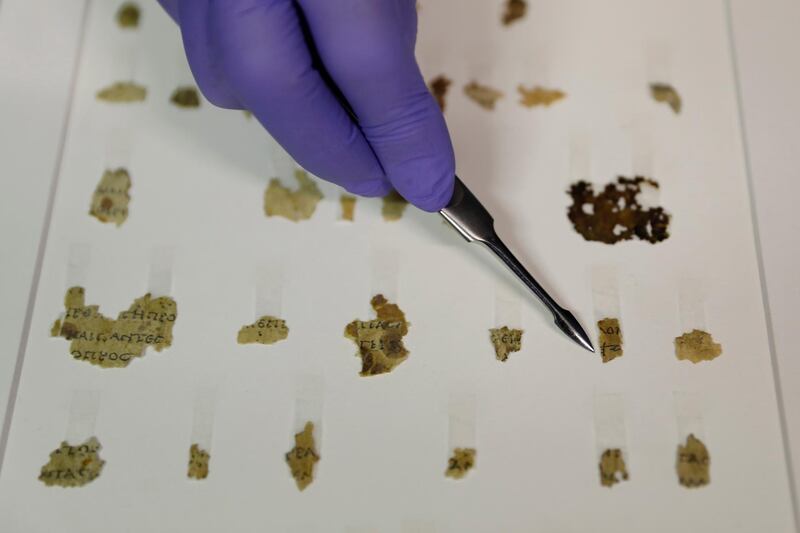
[157,0,455,211]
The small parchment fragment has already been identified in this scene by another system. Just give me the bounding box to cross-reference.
[187,443,210,480]
[598,318,623,363]
[429,75,452,112]
[237,315,289,345]
[344,294,410,377]
[650,83,682,114]
[382,190,408,221]
[464,81,503,110]
[264,169,323,222]
[567,176,671,244]
[116,2,140,28]
[445,448,476,479]
[285,421,320,491]
[489,327,523,362]
[170,86,201,108]
[96,81,146,103]
[340,194,356,221]
[89,168,130,226]
[677,434,710,488]
[38,437,105,488]
[50,286,177,368]
[502,0,527,26]
[599,448,629,487]
[518,85,565,107]
[674,329,722,363]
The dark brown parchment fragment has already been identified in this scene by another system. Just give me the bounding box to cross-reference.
[116,3,140,28]
[187,444,210,480]
[489,327,523,362]
[598,318,623,363]
[650,83,682,114]
[599,448,629,487]
[344,295,410,376]
[502,0,527,26]
[429,75,452,112]
[286,421,320,491]
[567,176,671,244]
[445,448,476,479]
[677,434,710,488]
[170,86,201,108]
[39,437,105,487]
[674,329,722,363]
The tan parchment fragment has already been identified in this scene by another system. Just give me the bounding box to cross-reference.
[489,327,523,362]
[502,0,527,25]
[38,437,105,487]
[89,168,130,226]
[598,318,623,363]
[170,86,201,108]
[264,169,323,221]
[518,85,565,107]
[650,83,682,114]
[677,434,710,488]
[187,444,210,480]
[50,286,177,368]
[96,81,146,103]
[445,448,476,479]
[116,3,140,28]
[464,82,503,110]
[237,315,289,345]
[340,194,356,221]
[429,75,452,112]
[382,190,408,221]
[285,421,320,491]
[344,295,410,377]
[567,176,671,244]
[599,448,629,487]
[674,329,722,363]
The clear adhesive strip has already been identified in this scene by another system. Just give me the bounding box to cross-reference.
[646,41,672,84]
[267,135,297,184]
[147,245,174,298]
[255,261,284,318]
[369,245,399,304]
[569,131,592,181]
[448,390,477,452]
[64,390,100,444]
[66,243,92,289]
[103,126,134,169]
[293,373,324,440]
[673,391,706,441]
[678,278,707,333]
[190,387,217,453]
[494,282,522,330]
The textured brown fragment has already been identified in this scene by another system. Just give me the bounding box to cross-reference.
[445,448,476,479]
[96,82,146,103]
[464,81,503,110]
[502,0,527,25]
[51,286,177,368]
[187,444,210,480]
[382,190,408,221]
[518,85,565,107]
[340,194,356,221]
[89,168,131,226]
[489,327,523,362]
[170,86,201,108]
[344,294,410,377]
[566,176,671,244]
[677,434,710,488]
[116,3,140,28]
[285,422,320,491]
[38,437,105,487]
[675,329,722,363]
[650,83,682,114]
[237,315,289,345]
[429,75,452,112]
[599,448,629,487]
[598,318,623,363]
[264,169,323,222]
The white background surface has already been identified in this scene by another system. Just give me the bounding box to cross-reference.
[0,1,798,532]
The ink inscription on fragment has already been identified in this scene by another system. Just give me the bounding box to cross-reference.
[89,168,130,226]
[187,444,210,480]
[264,170,323,222]
[237,315,289,345]
[286,422,320,491]
[677,434,710,488]
[675,329,722,363]
[489,327,523,362]
[599,448,628,487]
[39,437,105,487]
[344,295,409,376]
[445,448,476,479]
[598,318,623,363]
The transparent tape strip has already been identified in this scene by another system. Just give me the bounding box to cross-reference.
[255,261,284,318]
[673,391,706,441]
[678,278,707,333]
[293,372,324,446]
[66,242,91,289]
[448,390,477,451]
[369,245,399,304]
[593,392,628,455]
[569,131,591,181]
[64,390,100,444]
[591,266,621,324]
[147,245,175,298]
[494,281,522,329]
[190,387,217,452]
[103,125,135,169]
[646,41,673,84]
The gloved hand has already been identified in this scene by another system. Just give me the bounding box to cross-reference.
[157,0,456,211]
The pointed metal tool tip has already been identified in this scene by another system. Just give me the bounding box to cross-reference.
[554,308,595,353]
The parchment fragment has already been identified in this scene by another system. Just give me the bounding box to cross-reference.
[264,169,323,222]
[116,3,140,28]
[598,318,623,363]
[237,315,289,345]
[677,434,710,488]
[170,86,201,108]
[89,168,130,226]
[340,194,356,221]
[344,294,410,377]
[285,421,320,491]
[518,85,565,107]
[382,190,408,221]
[650,83,682,114]
[38,437,105,487]
[674,329,722,363]
[464,81,503,110]
[50,286,177,368]
[489,327,523,362]
[502,0,527,26]
[599,448,629,487]
[429,75,452,112]
[187,444,210,480]
[445,448,476,479]
[567,176,671,244]
[96,81,146,103]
